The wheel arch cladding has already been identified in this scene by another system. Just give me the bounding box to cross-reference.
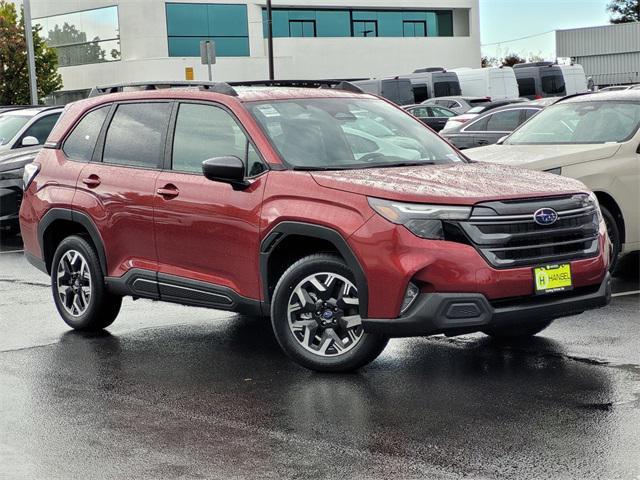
[38,208,108,275]
[260,222,369,318]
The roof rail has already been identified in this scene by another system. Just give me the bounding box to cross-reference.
[513,61,556,69]
[413,67,446,73]
[87,81,238,97]
[228,79,366,89]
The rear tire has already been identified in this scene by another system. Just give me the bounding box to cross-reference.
[483,319,554,340]
[51,235,122,331]
[271,254,388,372]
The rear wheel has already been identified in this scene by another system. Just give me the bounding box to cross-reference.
[271,254,388,372]
[51,235,122,331]
[483,319,554,341]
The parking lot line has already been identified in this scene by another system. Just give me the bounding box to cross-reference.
[0,250,24,254]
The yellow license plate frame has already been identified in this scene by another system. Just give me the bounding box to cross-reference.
[533,263,573,294]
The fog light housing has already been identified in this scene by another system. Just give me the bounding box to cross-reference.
[400,282,419,314]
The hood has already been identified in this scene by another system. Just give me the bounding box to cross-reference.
[464,143,621,171]
[0,146,41,173]
[310,162,588,205]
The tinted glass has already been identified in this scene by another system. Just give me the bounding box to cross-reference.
[517,78,536,97]
[63,106,109,161]
[34,6,120,67]
[290,20,316,37]
[507,101,640,145]
[0,115,29,145]
[172,103,264,175]
[464,116,489,132]
[434,81,461,97]
[248,98,465,169]
[353,20,377,37]
[431,106,455,117]
[21,113,61,145]
[410,107,429,118]
[103,103,171,167]
[541,74,566,95]
[524,108,540,120]
[486,110,522,131]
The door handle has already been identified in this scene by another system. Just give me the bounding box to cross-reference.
[81,175,101,188]
[156,184,179,198]
[476,139,489,145]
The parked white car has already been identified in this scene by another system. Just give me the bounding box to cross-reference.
[465,91,640,271]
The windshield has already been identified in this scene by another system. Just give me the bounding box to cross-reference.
[247,98,465,170]
[506,101,640,145]
[0,115,29,145]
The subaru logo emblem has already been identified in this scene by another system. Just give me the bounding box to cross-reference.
[533,208,558,226]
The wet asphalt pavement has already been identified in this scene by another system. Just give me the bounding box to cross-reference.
[1,233,639,480]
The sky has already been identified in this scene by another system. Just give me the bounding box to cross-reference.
[479,0,611,61]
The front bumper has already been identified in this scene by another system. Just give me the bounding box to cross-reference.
[363,273,611,338]
[0,179,22,224]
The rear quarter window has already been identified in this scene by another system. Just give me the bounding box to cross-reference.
[63,106,110,161]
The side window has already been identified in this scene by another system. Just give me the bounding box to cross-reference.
[63,106,110,161]
[172,103,266,176]
[431,106,455,117]
[523,108,540,120]
[410,107,429,118]
[18,113,61,146]
[517,77,536,97]
[103,103,171,168]
[464,115,490,132]
[486,110,522,131]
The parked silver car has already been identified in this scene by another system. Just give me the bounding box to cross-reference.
[0,106,63,153]
[421,96,491,115]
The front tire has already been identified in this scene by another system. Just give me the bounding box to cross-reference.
[601,205,621,273]
[51,235,122,331]
[271,254,388,372]
[483,319,554,341]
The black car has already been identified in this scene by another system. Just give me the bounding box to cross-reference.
[403,104,457,132]
[440,104,543,149]
[0,146,41,235]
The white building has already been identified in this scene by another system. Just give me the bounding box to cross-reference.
[556,22,640,87]
[28,0,480,102]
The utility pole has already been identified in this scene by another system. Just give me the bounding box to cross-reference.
[23,0,38,104]
[266,0,274,80]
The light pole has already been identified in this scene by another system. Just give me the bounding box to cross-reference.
[23,0,38,104]
[266,0,274,80]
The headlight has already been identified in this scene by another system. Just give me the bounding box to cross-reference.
[22,163,40,190]
[544,167,562,175]
[587,192,603,222]
[368,197,471,239]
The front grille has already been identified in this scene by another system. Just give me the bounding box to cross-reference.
[458,194,600,268]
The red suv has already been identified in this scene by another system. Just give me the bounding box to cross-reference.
[20,83,611,371]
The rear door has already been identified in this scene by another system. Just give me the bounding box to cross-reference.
[428,106,456,132]
[475,109,523,146]
[74,101,171,278]
[153,101,268,304]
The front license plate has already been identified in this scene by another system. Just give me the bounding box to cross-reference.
[533,264,572,294]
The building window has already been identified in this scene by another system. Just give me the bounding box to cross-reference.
[33,6,120,67]
[352,20,378,37]
[263,9,454,38]
[289,20,316,37]
[166,3,249,57]
[403,20,427,37]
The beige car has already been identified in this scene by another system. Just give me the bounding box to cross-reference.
[465,91,640,271]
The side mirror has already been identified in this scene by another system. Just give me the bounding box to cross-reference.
[21,136,39,147]
[496,135,508,145]
[202,156,248,189]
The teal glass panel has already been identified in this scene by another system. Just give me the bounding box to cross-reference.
[316,10,350,37]
[168,36,207,57]
[212,36,249,56]
[377,11,403,37]
[353,20,377,37]
[402,11,428,21]
[166,3,208,36]
[269,10,290,37]
[352,10,377,21]
[208,4,248,37]
[426,12,438,37]
[288,10,316,20]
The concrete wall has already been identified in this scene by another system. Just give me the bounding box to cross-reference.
[30,0,480,92]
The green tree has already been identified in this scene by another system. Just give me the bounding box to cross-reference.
[46,22,109,66]
[0,1,62,104]
[502,53,525,68]
[607,0,640,23]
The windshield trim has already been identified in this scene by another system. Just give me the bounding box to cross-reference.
[504,100,640,146]
[245,98,469,170]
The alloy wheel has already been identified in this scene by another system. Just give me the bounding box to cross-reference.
[287,272,363,357]
[56,250,92,317]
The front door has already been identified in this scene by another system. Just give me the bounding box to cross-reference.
[153,102,268,303]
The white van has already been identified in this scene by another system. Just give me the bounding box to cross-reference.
[558,64,588,95]
[452,67,519,100]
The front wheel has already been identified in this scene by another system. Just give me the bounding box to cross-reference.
[51,235,122,331]
[271,254,388,372]
[601,205,621,273]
